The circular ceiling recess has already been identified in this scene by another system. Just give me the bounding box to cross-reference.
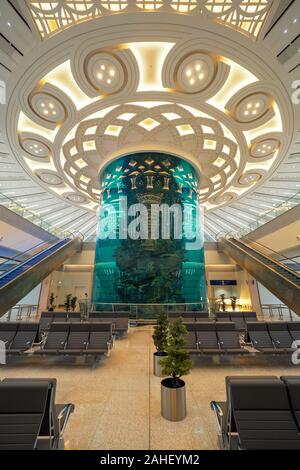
[176,53,216,93]
[29,92,66,123]
[85,51,126,94]
[6,15,294,223]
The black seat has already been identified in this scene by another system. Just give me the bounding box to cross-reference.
[88,312,115,328]
[111,312,129,332]
[229,377,300,450]
[184,323,198,351]
[0,378,74,450]
[83,323,113,355]
[288,322,300,342]
[246,322,274,352]
[8,323,38,354]
[39,312,54,331]
[216,322,247,354]
[195,323,220,353]
[267,322,294,352]
[281,376,300,429]
[210,376,278,450]
[62,323,90,354]
[243,311,257,322]
[68,312,81,323]
[229,312,245,331]
[53,312,68,322]
[39,323,69,354]
[216,312,231,322]
[194,312,209,322]
[0,322,18,349]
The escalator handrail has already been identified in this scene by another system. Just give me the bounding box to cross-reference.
[224,237,300,288]
[0,238,71,283]
[0,237,58,272]
[242,236,300,272]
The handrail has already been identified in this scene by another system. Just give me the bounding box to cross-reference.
[0,190,84,241]
[241,236,300,272]
[223,237,300,288]
[0,238,71,283]
[0,237,57,272]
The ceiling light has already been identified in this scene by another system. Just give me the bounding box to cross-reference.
[176,124,194,136]
[138,118,160,131]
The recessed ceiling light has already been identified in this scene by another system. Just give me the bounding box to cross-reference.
[284,29,288,34]
[7,22,11,27]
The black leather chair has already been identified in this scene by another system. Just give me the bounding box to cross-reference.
[61,323,89,354]
[246,322,274,352]
[83,323,113,356]
[267,322,294,352]
[38,323,70,354]
[211,376,300,450]
[8,323,39,354]
[0,378,74,450]
[216,322,247,354]
[195,322,221,353]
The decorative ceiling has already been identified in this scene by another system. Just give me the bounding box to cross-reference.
[1,0,299,241]
[27,0,273,40]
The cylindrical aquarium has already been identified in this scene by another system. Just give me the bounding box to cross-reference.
[92,152,206,308]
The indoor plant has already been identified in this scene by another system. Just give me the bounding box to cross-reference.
[48,292,56,311]
[220,293,226,312]
[152,309,169,376]
[64,293,72,312]
[160,318,193,421]
[230,296,237,311]
[71,296,78,312]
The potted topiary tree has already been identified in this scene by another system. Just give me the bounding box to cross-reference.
[64,293,72,312]
[48,292,56,311]
[160,318,193,421]
[71,296,78,312]
[152,309,169,377]
[220,294,226,312]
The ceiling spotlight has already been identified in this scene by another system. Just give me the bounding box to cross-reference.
[284,29,288,34]
[247,103,252,109]
[41,103,45,108]
[107,79,112,84]
[190,78,195,85]
[7,22,11,27]
[49,103,54,109]
[186,69,192,77]
[97,72,103,80]
[109,69,115,77]
[198,73,204,80]
[255,102,260,108]
[44,110,49,115]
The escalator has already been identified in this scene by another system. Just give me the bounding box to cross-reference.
[0,237,82,316]
[220,237,300,315]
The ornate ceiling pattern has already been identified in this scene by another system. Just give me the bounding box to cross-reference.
[2,5,298,241]
[27,0,273,39]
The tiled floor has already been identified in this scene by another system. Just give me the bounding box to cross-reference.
[1,326,299,450]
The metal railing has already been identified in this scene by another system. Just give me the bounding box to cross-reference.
[0,190,83,240]
[0,304,39,322]
[260,304,298,322]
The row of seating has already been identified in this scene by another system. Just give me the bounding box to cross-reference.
[215,311,257,330]
[40,311,129,334]
[0,378,74,450]
[185,322,246,354]
[211,376,300,450]
[37,322,113,356]
[0,321,113,358]
[246,321,300,353]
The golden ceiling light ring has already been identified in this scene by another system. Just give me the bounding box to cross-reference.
[19,132,52,161]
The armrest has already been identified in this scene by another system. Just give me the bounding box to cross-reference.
[57,403,75,436]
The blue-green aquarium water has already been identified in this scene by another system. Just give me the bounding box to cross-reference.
[92,152,206,306]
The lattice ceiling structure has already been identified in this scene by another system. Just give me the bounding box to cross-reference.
[28,0,272,40]
[0,0,299,241]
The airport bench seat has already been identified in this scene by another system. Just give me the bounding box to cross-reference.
[8,323,39,354]
[0,378,74,450]
[59,323,90,354]
[38,323,69,354]
[216,323,247,354]
[0,322,18,348]
[211,376,300,450]
[267,322,294,351]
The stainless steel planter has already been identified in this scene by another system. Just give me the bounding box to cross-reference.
[153,352,167,377]
[161,378,186,421]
